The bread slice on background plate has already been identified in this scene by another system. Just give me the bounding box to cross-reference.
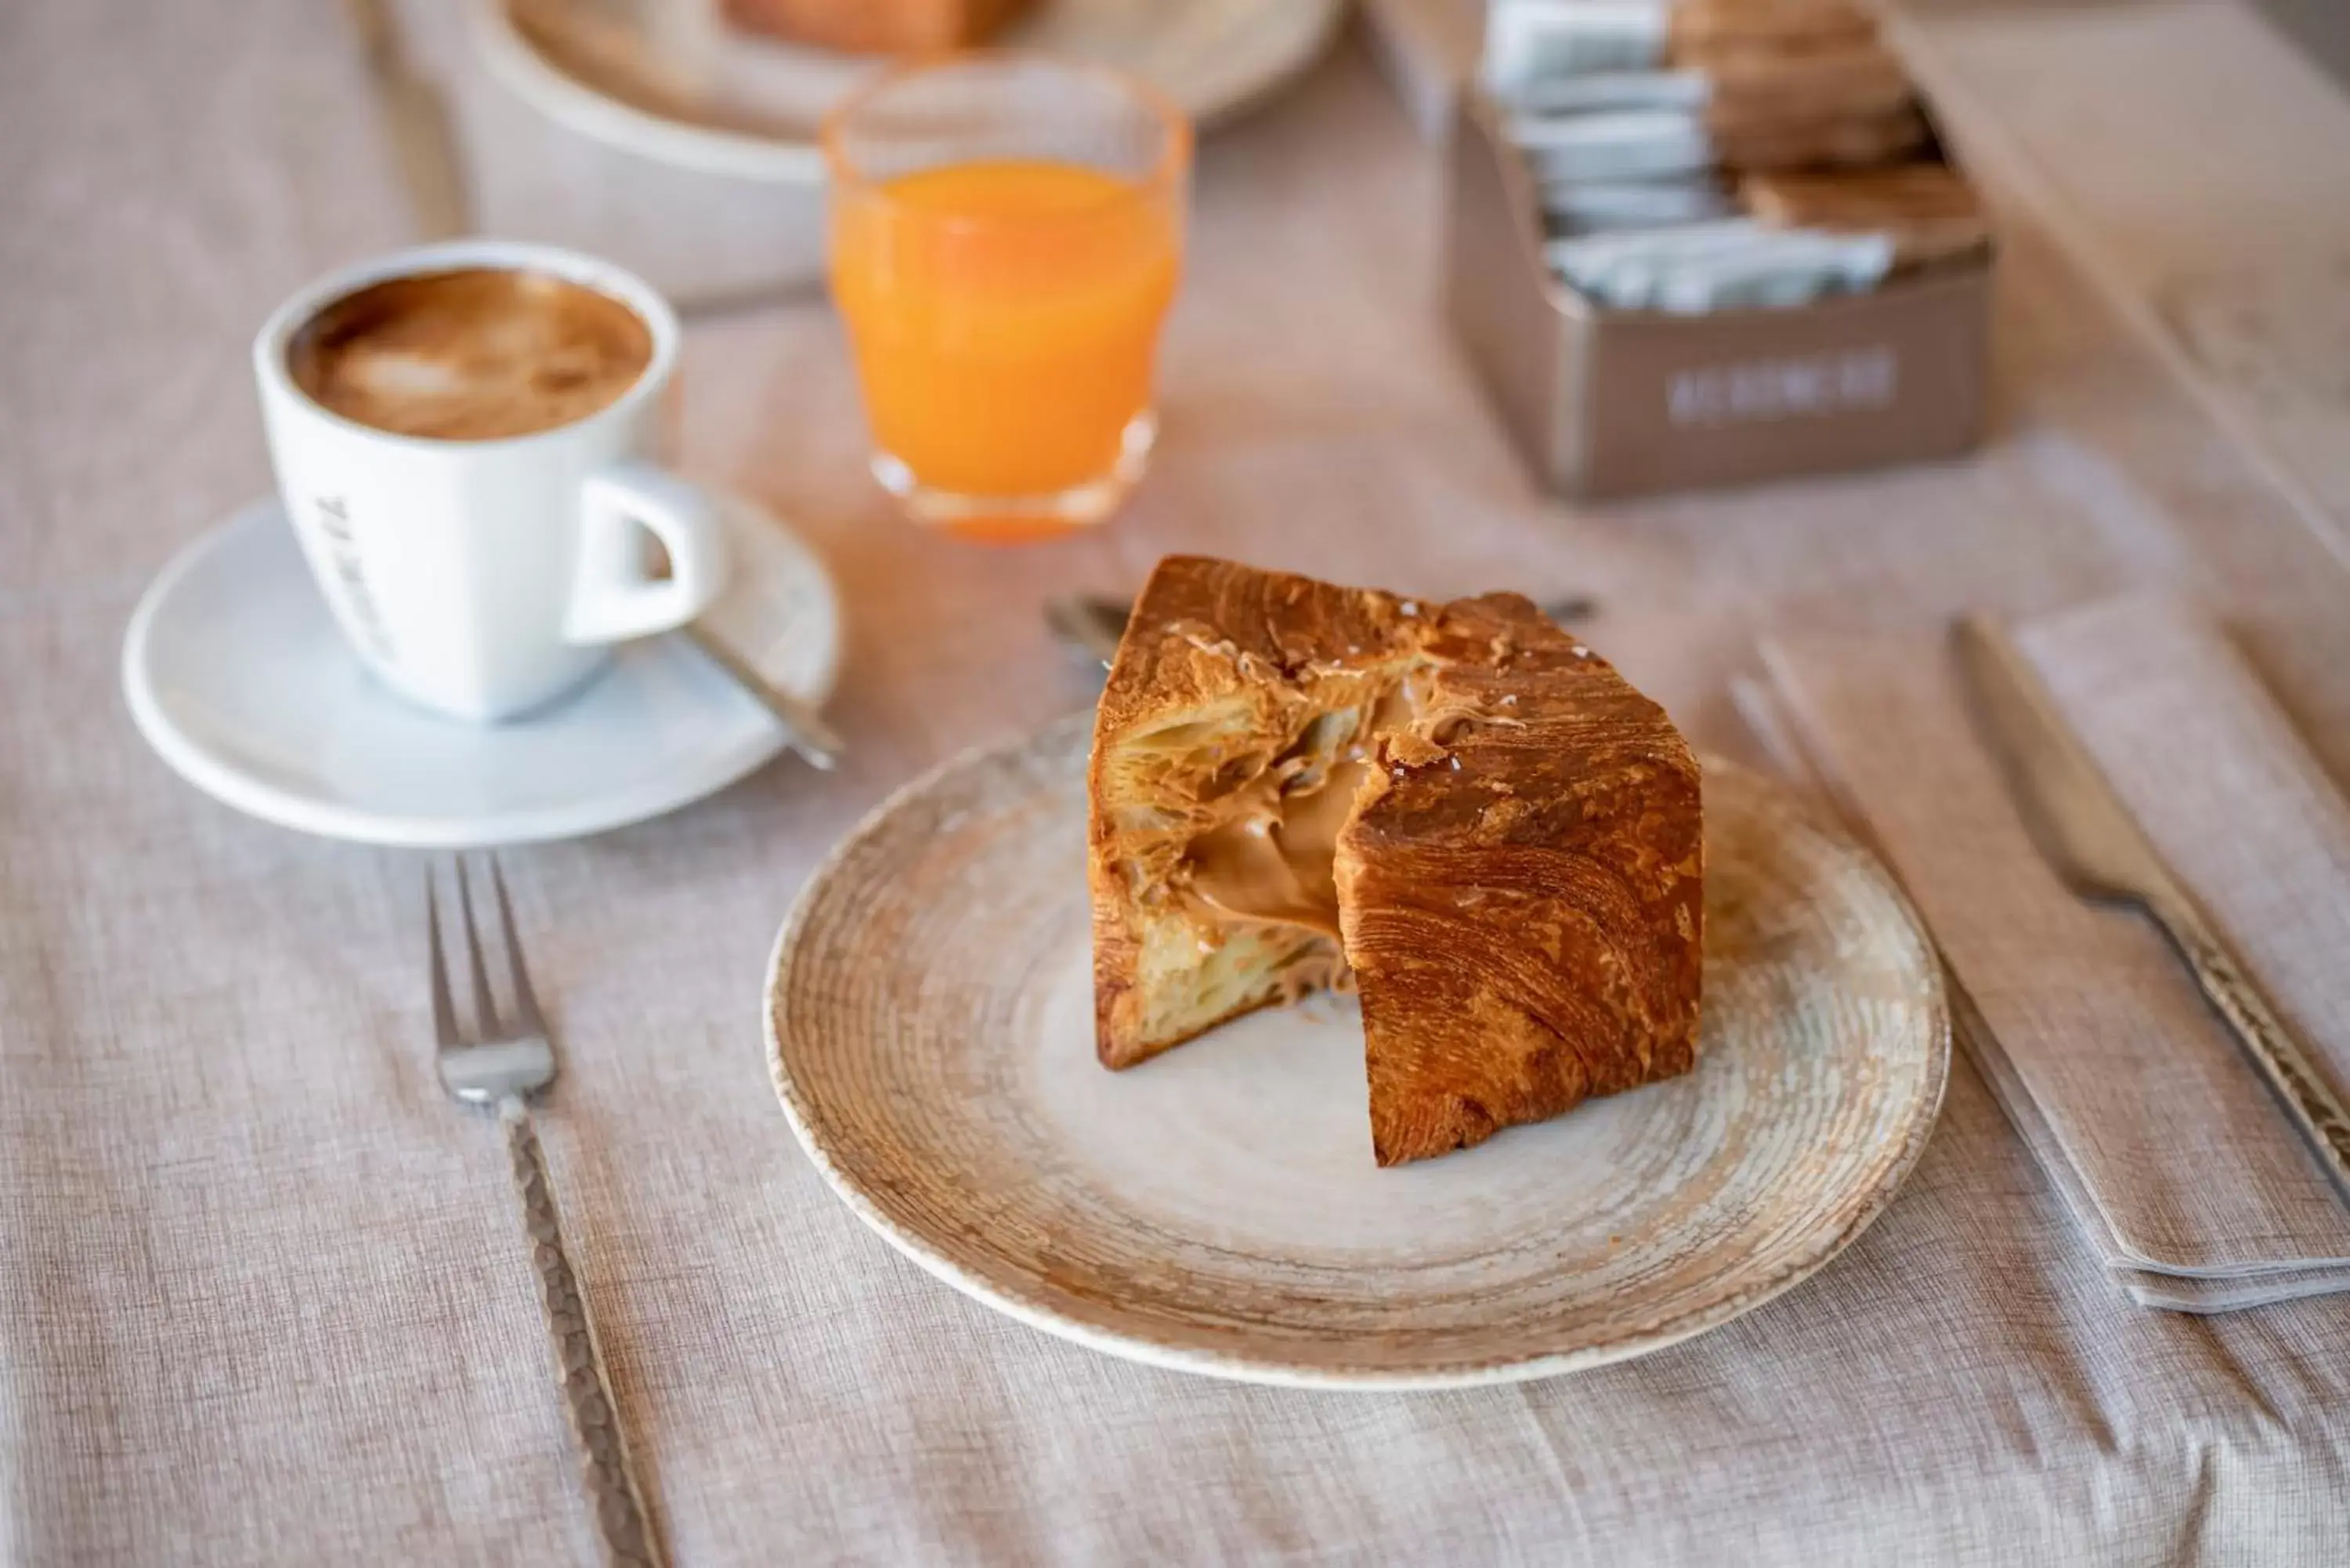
[722,0,1036,54]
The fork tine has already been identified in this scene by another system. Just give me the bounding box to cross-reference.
[488,857,544,1031]
[454,856,501,1037]
[426,866,461,1046]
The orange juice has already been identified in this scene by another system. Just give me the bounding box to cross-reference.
[830,158,1182,541]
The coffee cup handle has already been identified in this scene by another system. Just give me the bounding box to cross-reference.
[563,462,730,645]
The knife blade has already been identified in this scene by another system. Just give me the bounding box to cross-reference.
[1951,615,2182,905]
[1954,613,2350,1202]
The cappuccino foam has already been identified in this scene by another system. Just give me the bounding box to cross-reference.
[287,268,654,441]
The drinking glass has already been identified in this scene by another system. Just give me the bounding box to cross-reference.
[823,55,1191,544]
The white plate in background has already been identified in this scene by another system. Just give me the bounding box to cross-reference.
[477,0,1350,183]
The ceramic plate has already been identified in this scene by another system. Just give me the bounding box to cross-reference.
[479,0,1350,183]
[766,716,1950,1389]
[123,492,841,848]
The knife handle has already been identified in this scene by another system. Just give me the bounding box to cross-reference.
[2144,889,2350,1203]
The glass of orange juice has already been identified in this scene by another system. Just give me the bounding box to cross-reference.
[822,55,1191,544]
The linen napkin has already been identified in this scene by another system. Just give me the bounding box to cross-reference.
[1740,594,2350,1311]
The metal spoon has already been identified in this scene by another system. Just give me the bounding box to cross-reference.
[682,622,841,771]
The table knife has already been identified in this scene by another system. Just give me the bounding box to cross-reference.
[1953,613,2350,1201]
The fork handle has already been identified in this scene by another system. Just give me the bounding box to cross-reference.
[501,1098,667,1568]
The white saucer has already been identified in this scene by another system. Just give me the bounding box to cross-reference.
[123,493,842,848]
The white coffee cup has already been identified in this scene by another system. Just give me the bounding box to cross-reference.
[253,240,728,722]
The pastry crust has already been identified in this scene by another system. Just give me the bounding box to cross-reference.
[1087,558,1423,1068]
[1088,557,1704,1165]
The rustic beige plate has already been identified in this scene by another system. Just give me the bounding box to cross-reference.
[766,716,1949,1389]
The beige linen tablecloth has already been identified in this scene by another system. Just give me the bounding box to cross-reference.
[4,2,2348,1563]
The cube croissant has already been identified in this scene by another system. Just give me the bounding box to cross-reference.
[1086,556,1705,1165]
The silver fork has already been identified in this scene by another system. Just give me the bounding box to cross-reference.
[428,857,666,1568]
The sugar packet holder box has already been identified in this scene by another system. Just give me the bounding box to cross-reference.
[1444,93,1993,501]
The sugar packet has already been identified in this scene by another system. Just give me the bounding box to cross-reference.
[1541,179,1735,233]
[1512,108,1714,183]
[1509,68,1710,117]
[1482,1,1672,102]
[1547,219,1894,312]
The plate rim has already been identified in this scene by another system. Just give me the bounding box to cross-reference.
[121,493,840,849]
[475,0,1351,184]
[765,714,1953,1390]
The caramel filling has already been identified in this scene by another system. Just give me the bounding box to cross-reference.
[1179,684,1423,938]
[1184,745,1366,936]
